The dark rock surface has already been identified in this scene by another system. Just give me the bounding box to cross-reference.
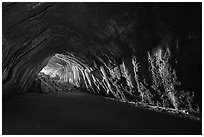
[2,91,201,135]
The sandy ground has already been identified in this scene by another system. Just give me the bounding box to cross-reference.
[2,90,202,135]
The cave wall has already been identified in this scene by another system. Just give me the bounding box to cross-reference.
[3,2,202,111]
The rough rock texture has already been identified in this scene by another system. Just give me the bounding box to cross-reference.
[3,3,202,113]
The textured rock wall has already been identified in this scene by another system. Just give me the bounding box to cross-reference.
[3,2,201,113]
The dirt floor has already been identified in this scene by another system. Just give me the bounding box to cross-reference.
[2,90,202,135]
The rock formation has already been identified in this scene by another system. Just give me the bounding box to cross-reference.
[3,2,202,116]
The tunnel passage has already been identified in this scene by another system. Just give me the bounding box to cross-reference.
[3,2,202,119]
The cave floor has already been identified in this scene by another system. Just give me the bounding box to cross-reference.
[2,90,202,135]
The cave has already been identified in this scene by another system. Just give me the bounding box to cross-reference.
[2,2,202,135]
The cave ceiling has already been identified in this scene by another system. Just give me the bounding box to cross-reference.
[2,1,202,114]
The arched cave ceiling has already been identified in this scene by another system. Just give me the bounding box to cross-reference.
[2,2,202,101]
